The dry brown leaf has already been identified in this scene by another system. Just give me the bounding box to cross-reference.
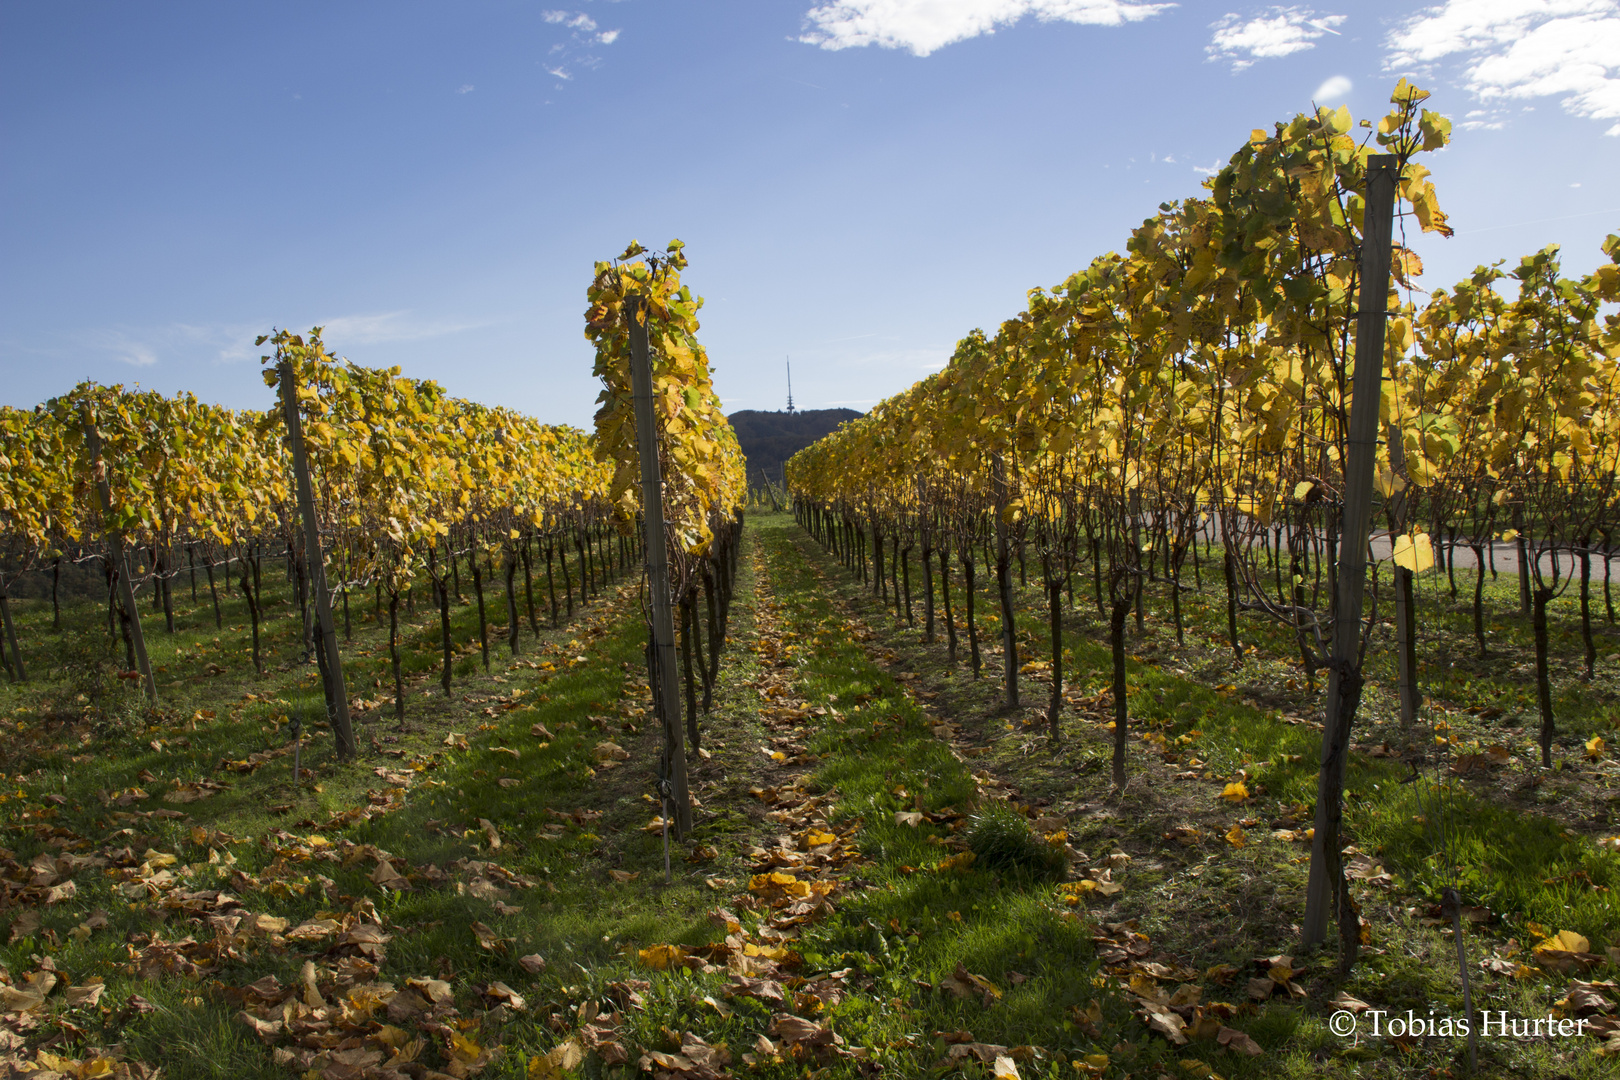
[1217,1026,1263,1056]
[371,859,410,891]
[479,818,502,851]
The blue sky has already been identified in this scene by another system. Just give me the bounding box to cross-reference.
[3,1,1618,427]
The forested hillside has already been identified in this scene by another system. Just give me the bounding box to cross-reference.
[727,408,860,488]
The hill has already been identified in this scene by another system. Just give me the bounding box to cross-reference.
[727,407,861,488]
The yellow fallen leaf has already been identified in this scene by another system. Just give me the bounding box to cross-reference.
[529,1037,584,1080]
[1586,735,1606,761]
[1534,930,1591,954]
[638,944,687,970]
[1225,824,1247,848]
[1220,782,1249,804]
[609,870,639,883]
[449,1031,485,1065]
[592,741,630,763]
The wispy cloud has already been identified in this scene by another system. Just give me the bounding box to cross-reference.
[543,10,597,30]
[540,8,622,81]
[1207,7,1345,72]
[316,311,486,346]
[799,0,1175,57]
[71,322,266,370]
[66,312,484,374]
[119,343,158,368]
[456,84,475,94]
[1386,0,1620,136]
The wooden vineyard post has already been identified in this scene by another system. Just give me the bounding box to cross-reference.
[627,296,693,840]
[1302,154,1398,957]
[279,361,358,760]
[82,409,157,703]
[992,453,1018,708]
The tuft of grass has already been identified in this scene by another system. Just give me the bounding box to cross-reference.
[966,803,1066,881]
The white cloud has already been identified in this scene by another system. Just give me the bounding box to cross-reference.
[65,315,482,378]
[77,323,258,370]
[799,0,1175,57]
[1208,7,1345,72]
[539,8,620,82]
[317,311,483,346]
[456,84,475,94]
[543,11,597,30]
[1387,0,1620,135]
[1314,73,1352,101]
[119,344,158,368]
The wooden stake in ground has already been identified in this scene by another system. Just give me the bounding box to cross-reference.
[627,296,693,839]
[278,361,358,760]
[82,409,157,703]
[1302,154,1398,959]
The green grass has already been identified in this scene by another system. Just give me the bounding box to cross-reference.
[780,514,1620,1077]
[3,517,1620,1077]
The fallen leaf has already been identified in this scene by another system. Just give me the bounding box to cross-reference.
[479,818,502,851]
[639,944,688,971]
[1329,991,1369,1014]
[1536,930,1592,955]
[371,859,410,891]
[1217,1026,1263,1056]
[64,980,106,1008]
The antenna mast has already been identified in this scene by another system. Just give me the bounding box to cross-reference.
[785,357,795,413]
